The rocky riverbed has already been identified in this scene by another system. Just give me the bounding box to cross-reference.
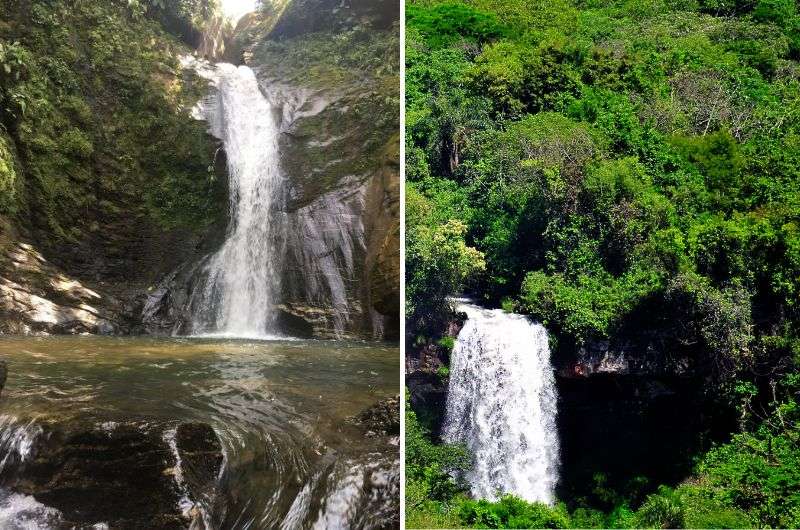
[0,336,400,529]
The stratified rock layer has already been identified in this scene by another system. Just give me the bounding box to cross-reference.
[3,421,223,529]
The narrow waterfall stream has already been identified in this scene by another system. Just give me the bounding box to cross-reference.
[188,62,286,339]
[443,300,560,504]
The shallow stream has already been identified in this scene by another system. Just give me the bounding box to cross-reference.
[0,336,399,529]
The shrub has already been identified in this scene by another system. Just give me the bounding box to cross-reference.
[636,486,686,528]
[405,393,471,508]
[406,196,486,330]
[752,0,796,24]
[696,411,800,527]
[458,496,571,529]
[406,3,508,49]
[634,484,752,529]
[437,336,455,352]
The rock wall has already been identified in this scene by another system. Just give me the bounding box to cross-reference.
[266,79,399,340]
[241,0,400,340]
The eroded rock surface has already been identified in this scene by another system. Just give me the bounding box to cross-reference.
[2,420,223,529]
[351,395,400,438]
[248,24,400,340]
[0,222,119,335]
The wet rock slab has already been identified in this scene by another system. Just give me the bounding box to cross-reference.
[6,421,223,529]
[175,422,224,505]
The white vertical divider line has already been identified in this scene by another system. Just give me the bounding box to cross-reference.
[399,0,407,525]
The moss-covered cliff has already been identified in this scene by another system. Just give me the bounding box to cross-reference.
[0,0,231,333]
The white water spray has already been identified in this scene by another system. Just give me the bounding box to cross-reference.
[220,0,257,24]
[443,301,560,504]
[188,62,287,339]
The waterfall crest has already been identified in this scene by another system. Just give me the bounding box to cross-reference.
[188,62,287,339]
[443,300,560,504]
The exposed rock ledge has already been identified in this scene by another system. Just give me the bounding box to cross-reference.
[2,420,223,529]
[350,395,400,438]
[553,334,697,379]
[0,232,119,335]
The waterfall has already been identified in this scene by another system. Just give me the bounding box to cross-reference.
[187,62,287,339]
[442,300,560,504]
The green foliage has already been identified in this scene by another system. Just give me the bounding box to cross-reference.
[665,273,754,379]
[253,24,400,89]
[0,40,30,122]
[670,130,745,208]
[407,0,799,361]
[0,0,224,240]
[406,184,485,331]
[127,0,222,43]
[694,383,800,528]
[405,393,471,510]
[636,486,686,528]
[437,335,455,352]
[468,41,579,118]
[406,3,508,49]
[459,496,571,529]
[635,484,752,529]
[752,0,796,24]
[407,0,800,526]
[520,270,660,342]
[0,130,20,213]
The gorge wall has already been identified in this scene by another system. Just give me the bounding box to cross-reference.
[0,0,400,341]
[143,0,400,340]
[246,0,400,341]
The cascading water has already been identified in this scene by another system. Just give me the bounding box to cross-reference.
[188,62,287,339]
[442,300,560,504]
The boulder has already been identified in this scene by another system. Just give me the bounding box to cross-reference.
[351,395,400,437]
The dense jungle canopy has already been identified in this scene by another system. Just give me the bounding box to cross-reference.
[405,0,800,528]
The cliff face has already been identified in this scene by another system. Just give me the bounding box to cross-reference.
[143,0,400,340]
[238,0,401,340]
